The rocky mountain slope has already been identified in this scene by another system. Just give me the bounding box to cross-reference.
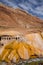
[0,4,43,64]
[0,4,43,35]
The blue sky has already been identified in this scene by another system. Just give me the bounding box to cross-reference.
[0,0,43,19]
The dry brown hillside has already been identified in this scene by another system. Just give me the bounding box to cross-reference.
[0,4,43,35]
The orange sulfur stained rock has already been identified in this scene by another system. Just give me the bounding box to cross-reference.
[17,42,35,59]
[8,50,19,63]
[18,42,30,59]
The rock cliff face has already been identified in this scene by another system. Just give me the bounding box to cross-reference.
[0,4,43,35]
